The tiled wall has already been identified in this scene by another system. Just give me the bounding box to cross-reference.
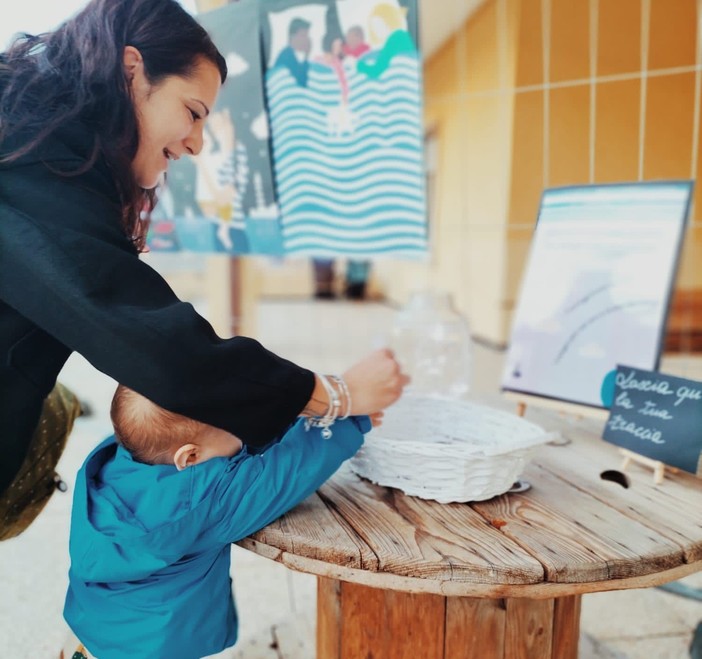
[375,0,702,348]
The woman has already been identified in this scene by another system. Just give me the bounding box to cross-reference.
[0,0,407,539]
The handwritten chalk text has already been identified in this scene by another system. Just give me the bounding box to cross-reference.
[616,371,674,396]
[608,414,665,444]
[675,386,702,407]
[637,401,673,420]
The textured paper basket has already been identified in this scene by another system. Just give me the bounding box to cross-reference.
[349,396,554,503]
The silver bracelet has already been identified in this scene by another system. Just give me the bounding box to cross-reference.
[305,374,340,439]
[331,375,351,419]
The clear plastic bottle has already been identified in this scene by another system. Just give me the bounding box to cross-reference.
[391,291,472,398]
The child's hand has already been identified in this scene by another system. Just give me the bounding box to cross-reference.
[342,348,409,415]
[349,414,376,433]
[369,411,384,427]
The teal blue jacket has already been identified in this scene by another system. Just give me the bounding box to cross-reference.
[64,416,369,658]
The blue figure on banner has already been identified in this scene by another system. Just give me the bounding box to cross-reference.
[274,17,312,88]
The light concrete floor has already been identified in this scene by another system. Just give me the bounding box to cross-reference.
[1,294,700,658]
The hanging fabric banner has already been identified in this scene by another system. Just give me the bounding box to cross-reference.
[261,0,427,256]
[149,0,284,255]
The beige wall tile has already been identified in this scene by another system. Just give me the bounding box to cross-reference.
[677,224,702,288]
[597,0,641,77]
[648,0,696,71]
[465,1,501,93]
[424,35,461,98]
[692,94,702,223]
[503,224,535,337]
[594,79,640,183]
[550,0,590,83]
[464,95,512,225]
[515,0,544,88]
[509,90,544,223]
[464,228,509,341]
[643,72,695,180]
[549,84,590,186]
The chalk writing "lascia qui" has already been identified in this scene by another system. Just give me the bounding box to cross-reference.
[607,414,664,444]
[616,370,702,407]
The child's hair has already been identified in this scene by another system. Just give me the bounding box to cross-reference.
[110,385,203,464]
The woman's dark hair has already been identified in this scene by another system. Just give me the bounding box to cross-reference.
[0,0,227,250]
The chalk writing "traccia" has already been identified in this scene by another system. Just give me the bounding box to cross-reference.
[607,414,664,444]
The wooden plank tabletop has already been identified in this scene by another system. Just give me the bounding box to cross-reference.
[239,410,702,598]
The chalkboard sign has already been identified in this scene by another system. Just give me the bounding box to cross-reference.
[603,365,702,474]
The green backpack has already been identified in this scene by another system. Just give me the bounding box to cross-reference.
[0,383,81,540]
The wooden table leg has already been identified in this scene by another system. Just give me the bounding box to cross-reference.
[317,578,581,659]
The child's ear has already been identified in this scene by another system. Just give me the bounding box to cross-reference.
[173,444,199,471]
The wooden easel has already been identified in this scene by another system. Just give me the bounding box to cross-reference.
[504,392,608,447]
[505,391,609,421]
[618,448,671,485]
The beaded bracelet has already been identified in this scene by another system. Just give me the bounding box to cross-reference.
[331,375,351,419]
[305,373,348,439]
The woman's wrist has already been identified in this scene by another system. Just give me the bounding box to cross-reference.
[300,374,331,417]
[301,373,351,439]
[330,375,351,419]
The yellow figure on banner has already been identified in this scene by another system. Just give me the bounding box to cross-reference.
[195,107,238,250]
[357,3,415,80]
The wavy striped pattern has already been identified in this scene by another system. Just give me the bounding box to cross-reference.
[266,54,427,255]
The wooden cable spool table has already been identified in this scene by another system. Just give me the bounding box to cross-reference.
[238,409,702,658]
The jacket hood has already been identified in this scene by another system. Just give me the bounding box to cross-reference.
[0,116,120,207]
[0,117,97,166]
[69,436,234,583]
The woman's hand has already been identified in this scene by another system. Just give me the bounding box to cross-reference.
[302,350,409,419]
[342,348,409,415]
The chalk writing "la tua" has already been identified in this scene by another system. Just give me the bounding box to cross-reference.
[638,401,673,420]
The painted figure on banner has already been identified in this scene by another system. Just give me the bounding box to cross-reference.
[314,31,355,136]
[342,25,370,59]
[146,157,200,251]
[148,0,284,255]
[274,17,312,87]
[356,3,416,79]
[263,0,427,257]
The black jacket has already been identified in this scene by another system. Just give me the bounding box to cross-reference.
[0,122,314,495]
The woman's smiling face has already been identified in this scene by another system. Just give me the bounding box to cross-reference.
[124,46,222,189]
